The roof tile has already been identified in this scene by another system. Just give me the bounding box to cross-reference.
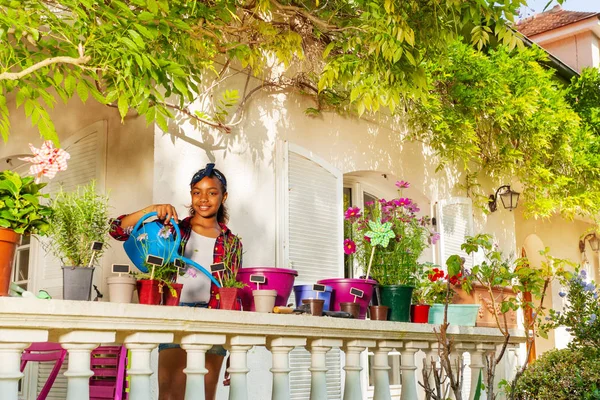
[516,5,599,37]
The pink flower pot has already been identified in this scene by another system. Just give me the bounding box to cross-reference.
[317,278,378,319]
[236,267,298,311]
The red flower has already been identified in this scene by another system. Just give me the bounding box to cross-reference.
[344,239,357,255]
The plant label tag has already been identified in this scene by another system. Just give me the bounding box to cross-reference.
[312,284,326,293]
[112,264,130,274]
[174,259,186,269]
[91,242,104,251]
[146,255,164,266]
[350,288,364,298]
[210,263,226,273]
[250,275,266,284]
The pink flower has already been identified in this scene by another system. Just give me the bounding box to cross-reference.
[344,239,356,255]
[395,180,410,189]
[19,141,70,181]
[344,207,362,220]
[395,198,412,207]
[429,232,440,245]
[409,203,420,213]
[365,201,375,207]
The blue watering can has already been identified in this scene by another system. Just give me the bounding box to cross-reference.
[123,212,220,287]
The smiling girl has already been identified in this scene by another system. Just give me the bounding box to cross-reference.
[109,163,242,400]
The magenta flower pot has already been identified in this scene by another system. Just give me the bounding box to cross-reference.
[236,267,298,311]
[317,278,378,319]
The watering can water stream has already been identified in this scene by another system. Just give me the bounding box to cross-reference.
[123,212,221,287]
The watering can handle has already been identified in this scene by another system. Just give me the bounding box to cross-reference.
[130,211,182,253]
[179,257,222,288]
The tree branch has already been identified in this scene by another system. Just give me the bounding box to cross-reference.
[0,55,91,81]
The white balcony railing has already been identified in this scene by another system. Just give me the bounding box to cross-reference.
[0,298,525,400]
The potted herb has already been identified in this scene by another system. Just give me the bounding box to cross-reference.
[0,141,69,296]
[343,180,439,321]
[216,236,245,310]
[45,181,110,301]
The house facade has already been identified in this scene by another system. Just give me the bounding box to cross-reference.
[1,52,594,398]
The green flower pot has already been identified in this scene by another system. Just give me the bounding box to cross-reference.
[428,304,481,326]
[379,285,414,322]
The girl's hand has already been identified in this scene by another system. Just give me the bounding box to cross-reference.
[152,204,179,224]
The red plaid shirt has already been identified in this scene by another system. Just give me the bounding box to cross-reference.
[110,215,243,308]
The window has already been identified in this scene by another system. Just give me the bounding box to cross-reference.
[436,198,474,269]
[12,235,31,291]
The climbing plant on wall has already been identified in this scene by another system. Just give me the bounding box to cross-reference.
[0,0,528,143]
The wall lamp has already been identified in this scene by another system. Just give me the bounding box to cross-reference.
[579,233,600,253]
[488,185,520,212]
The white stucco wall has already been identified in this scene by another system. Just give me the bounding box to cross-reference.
[0,93,154,297]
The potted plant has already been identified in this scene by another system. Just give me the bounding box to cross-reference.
[216,236,245,310]
[0,141,69,296]
[410,264,447,323]
[343,180,439,321]
[45,181,110,301]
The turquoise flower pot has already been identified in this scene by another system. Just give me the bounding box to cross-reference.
[428,304,480,326]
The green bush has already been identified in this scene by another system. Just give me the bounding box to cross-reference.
[512,348,600,400]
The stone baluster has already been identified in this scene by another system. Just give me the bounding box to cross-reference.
[309,338,342,400]
[0,328,48,400]
[372,340,402,400]
[123,332,174,400]
[59,330,116,400]
[342,339,375,400]
[400,341,429,400]
[423,342,440,399]
[226,335,266,400]
[267,337,307,400]
[469,343,494,400]
[181,333,227,400]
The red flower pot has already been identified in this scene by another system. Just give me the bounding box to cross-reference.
[218,287,241,310]
[163,283,184,306]
[411,304,431,323]
[136,280,162,305]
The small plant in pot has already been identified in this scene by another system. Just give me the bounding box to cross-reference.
[0,141,68,296]
[44,181,110,301]
[215,236,245,310]
[343,180,439,322]
[410,264,447,323]
[134,261,182,306]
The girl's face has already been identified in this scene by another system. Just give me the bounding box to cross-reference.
[190,176,227,219]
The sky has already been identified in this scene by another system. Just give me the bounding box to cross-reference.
[524,0,600,15]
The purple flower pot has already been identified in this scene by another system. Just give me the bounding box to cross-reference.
[236,267,298,311]
[317,278,378,319]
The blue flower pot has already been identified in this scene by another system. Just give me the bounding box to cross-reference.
[293,285,333,311]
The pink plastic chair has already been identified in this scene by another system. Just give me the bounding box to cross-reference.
[20,343,67,400]
[21,343,128,400]
[89,345,128,400]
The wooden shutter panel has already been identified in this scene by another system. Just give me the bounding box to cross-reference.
[286,143,344,283]
[436,198,474,269]
[281,142,343,400]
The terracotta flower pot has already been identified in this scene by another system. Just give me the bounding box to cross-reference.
[163,283,184,306]
[136,279,162,305]
[302,298,324,316]
[339,302,360,319]
[410,304,430,323]
[369,305,389,321]
[218,287,241,310]
[453,284,518,329]
[0,229,20,297]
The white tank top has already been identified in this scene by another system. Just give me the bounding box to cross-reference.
[179,231,216,303]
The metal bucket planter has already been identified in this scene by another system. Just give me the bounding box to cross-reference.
[62,266,95,301]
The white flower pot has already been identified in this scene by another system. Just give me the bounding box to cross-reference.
[107,275,137,303]
[252,289,277,313]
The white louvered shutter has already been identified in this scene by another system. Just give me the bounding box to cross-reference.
[436,198,474,270]
[30,121,106,399]
[281,142,343,400]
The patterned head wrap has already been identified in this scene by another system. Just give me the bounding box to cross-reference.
[190,163,227,191]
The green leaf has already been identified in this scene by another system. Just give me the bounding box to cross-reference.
[117,95,129,119]
[64,75,77,97]
[76,80,89,103]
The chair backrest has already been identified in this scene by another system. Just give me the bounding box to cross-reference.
[21,343,67,400]
[89,345,128,400]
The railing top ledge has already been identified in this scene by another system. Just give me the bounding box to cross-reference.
[0,298,526,344]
